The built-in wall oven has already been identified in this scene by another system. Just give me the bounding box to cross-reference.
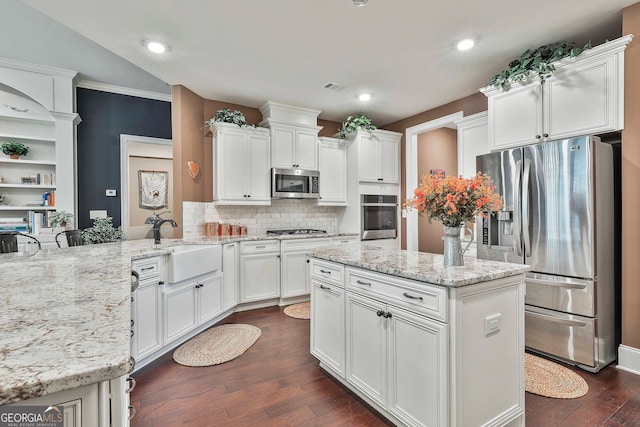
[361,194,398,240]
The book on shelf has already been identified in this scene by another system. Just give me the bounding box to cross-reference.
[0,224,29,231]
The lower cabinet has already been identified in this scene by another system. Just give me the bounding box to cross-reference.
[163,272,223,345]
[222,242,239,311]
[281,238,331,299]
[310,279,345,376]
[132,280,163,360]
[239,240,280,303]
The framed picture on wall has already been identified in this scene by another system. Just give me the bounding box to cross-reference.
[138,170,168,209]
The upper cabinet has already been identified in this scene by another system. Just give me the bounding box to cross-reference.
[349,129,401,184]
[481,35,632,151]
[259,101,322,170]
[211,122,271,205]
[318,137,347,206]
[455,111,489,178]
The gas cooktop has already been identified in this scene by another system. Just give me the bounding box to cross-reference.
[266,229,327,235]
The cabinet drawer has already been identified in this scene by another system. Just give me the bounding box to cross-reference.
[332,236,359,244]
[310,260,344,287]
[240,240,279,254]
[346,268,447,322]
[132,256,162,280]
[281,238,331,252]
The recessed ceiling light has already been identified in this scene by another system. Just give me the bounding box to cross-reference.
[146,41,168,54]
[457,39,474,51]
[359,93,371,102]
[352,0,368,6]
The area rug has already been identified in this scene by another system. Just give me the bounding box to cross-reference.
[525,353,589,398]
[173,324,261,367]
[283,302,310,320]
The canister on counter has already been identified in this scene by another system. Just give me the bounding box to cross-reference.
[205,222,218,237]
[231,224,240,235]
[219,223,230,236]
[240,226,248,236]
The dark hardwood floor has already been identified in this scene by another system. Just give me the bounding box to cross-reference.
[130,306,640,426]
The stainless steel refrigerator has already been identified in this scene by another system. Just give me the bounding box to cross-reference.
[476,135,616,372]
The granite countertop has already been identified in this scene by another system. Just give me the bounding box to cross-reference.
[0,232,357,405]
[308,243,531,287]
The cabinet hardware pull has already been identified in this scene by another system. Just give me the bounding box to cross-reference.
[535,134,541,139]
[543,133,549,137]
[247,195,251,198]
[306,259,310,263]
[130,329,134,337]
[376,310,384,317]
[356,280,371,286]
[320,284,330,290]
[384,311,392,318]
[320,269,331,274]
[131,319,134,327]
[128,357,136,374]
[128,405,137,421]
[126,376,137,393]
[158,281,164,286]
[402,292,423,301]
[131,296,134,303]
[141,266,154,271]
[256,245,266,249]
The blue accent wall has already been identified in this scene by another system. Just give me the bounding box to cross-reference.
[76,88,171,229]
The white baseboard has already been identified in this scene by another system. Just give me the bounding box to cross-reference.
[617,345,640,376]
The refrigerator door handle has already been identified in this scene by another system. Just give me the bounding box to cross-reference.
[525,310,588,327]
[514,160,523,256]
[522,159,531,257]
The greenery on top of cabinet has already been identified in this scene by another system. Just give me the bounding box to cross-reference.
[204,109,256,128]
[337,113,377,139]
[488,41,592,91]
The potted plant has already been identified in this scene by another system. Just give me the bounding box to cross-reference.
[337,113,377,139]
[488,40,592,91]
[49,211,74,229]
[82,216,123,244]
[1,141,30,159]
[204,109,255,129]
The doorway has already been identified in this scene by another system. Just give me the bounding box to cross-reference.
[404,112,463,252]
[120,134,173,240]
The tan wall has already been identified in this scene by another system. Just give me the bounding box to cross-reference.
[622,4,640,349]
[384,92,488,249]
[416,128,458,253]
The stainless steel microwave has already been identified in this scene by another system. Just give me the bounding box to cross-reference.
[271,168,320,199]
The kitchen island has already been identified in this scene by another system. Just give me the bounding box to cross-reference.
[308,243,531,427]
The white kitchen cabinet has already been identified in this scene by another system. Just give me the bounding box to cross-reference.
[267,123,321,170]
[163,271,223,345]
[310,259,525,426]
[222,242,238,311]
[349,129,401,184]
[455,111,489,178]
[211,122,271,205]
[482,35,631,151]
[280,238,331,299]
[239,240,280,303]
[131,256,163,361]
[317,137,347,205]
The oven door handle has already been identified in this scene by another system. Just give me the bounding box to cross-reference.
[361,203,398,207]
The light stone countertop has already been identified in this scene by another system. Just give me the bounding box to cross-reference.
[308,243,531,287]
[0,232,357,405]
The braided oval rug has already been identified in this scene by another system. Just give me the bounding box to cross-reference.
[525,353,588,398]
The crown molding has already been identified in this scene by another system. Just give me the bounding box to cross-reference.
[77,80,172,102]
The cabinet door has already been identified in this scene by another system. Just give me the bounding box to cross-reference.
[545,54,620,139]
[379,135,399,184]
[489,83,542,150]
[215,129,247,201]
[456,112,489,178]
[239,252,280,302]
[387,305,448,427]
[247,133,271,201]
[345,291,387,407]
[222,243,238,311]
[318,139,347,205]
[271,127,296,168]
[198,273,223,324]
[281,250,310,298]
[311,280,345,377]
[163,283,197,345]
[358,133,381,182]
[134,281,163,359]
[296,129,318,170]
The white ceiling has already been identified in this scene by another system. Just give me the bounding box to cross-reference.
[13,0,640,125]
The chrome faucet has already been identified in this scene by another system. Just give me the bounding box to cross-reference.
[144,211,178,244]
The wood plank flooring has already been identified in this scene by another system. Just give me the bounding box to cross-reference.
[130,306,640,427]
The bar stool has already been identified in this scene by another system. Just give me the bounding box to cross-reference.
[0,231,42,253]
[55,230,84,248]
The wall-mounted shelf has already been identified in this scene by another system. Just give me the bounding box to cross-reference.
[0,132,56,142]
[0,184,57,189]
[0,159,56,166]
[0,206,56,211]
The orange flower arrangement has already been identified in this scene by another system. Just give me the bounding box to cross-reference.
[405,172,503,227]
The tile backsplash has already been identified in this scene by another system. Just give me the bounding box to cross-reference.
[182,200,339,239]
